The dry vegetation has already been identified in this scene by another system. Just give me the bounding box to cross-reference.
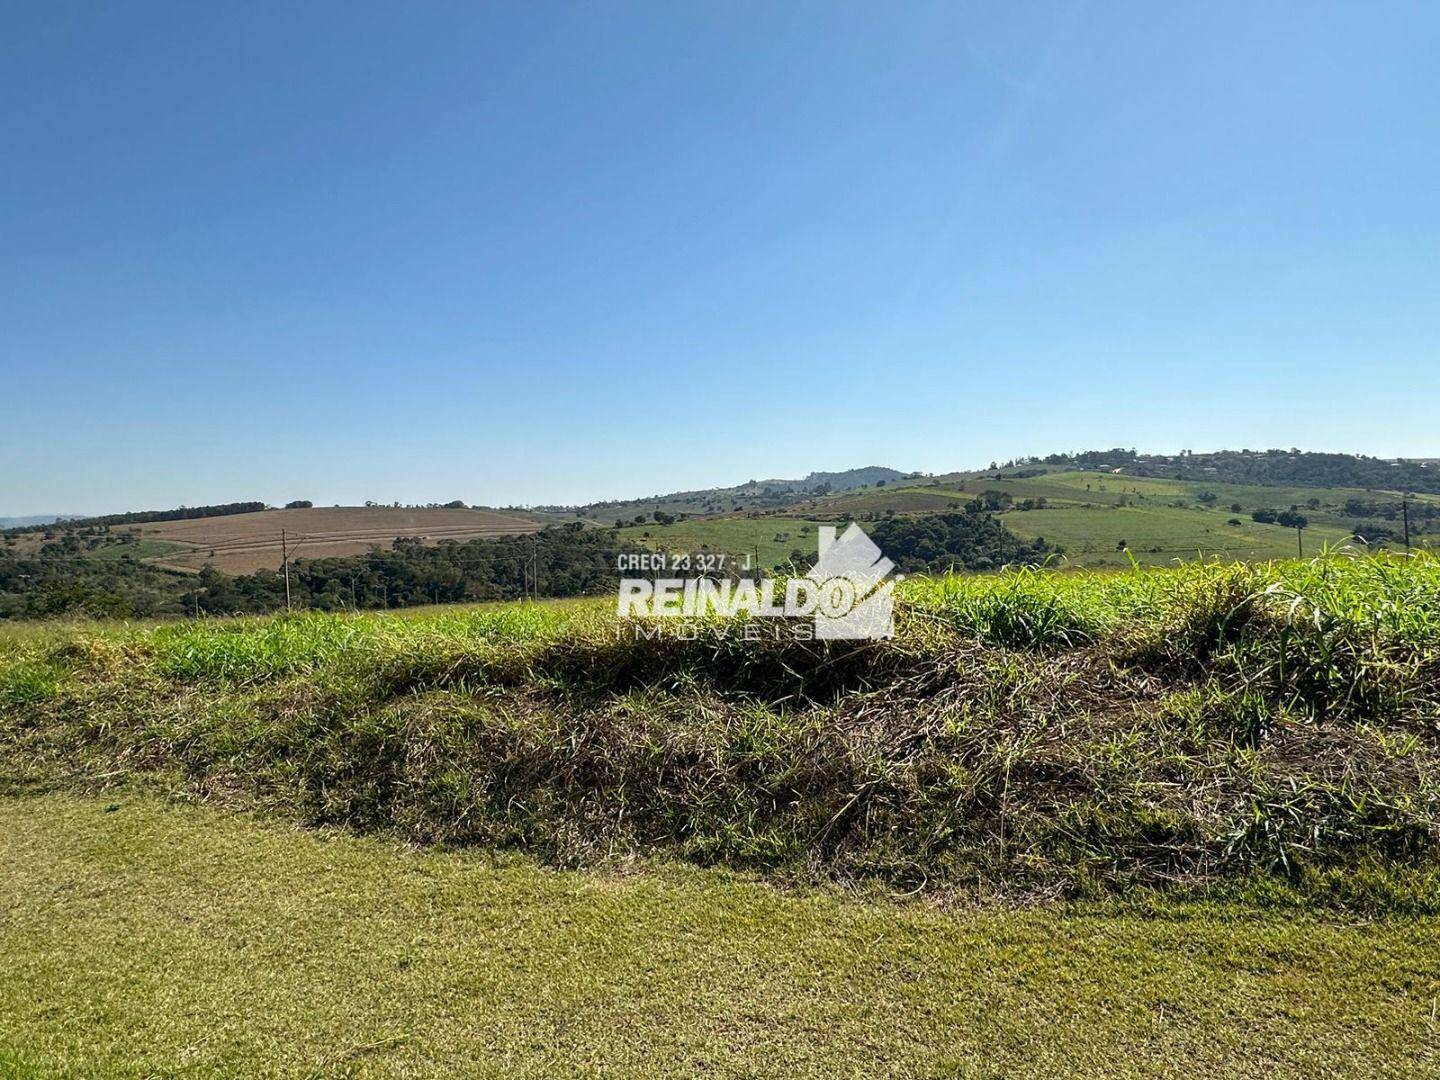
[5,552,1440,909]
[5,553,1440,1075]
[121,505,549,573]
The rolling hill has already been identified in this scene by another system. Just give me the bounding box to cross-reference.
[0,514,82,528]
[772,466,1438,566]
[5,451,1439,618]
[547,466,912,525]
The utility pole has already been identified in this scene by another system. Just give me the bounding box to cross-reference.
[1403,497,1411,551]
[1297,525,1304,558]
[281,529,292,612]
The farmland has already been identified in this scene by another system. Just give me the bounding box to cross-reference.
[5,457,1440,624]
[999,505,1353,565]
[588,465,1436,576]
[118,505,551,573]
[616,516,826,570]
[787,467,1439,567]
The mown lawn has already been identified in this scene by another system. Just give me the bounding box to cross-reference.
[2,792,1438,1079]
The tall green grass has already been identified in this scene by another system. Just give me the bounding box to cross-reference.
[905,549,1440,646]
[148,602,591,682]
[3,552,1438,907]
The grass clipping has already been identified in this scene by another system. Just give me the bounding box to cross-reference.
[4,552,1440,909]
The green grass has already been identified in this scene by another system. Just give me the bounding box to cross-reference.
[903,552,1440,642]
[964,468,1440,514]
[3,791,1438,1078]
[616,516,825,570]
[5,553,1440,905]
[5,558,1440,1074]
[999,505,1355,566]
[797,487,963,514]
[789,469,1439,566]
[79,537,193,562]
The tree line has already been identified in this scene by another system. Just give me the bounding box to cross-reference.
[0,505,1059,620]
[0,524,625,619]
[1029,449,1440,495]
[866,512,1056,573]
[0,501,268,536]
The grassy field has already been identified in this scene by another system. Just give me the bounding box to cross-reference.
[616,515,825,569]
[123,505,549,573]
[999,505,1355,566]
[788,468,1438,567]
[5,556,1440,1074]
[13,469,1431,587]
[947,468,1440,514]
[800,487,960,515]
[2,791,1437,1078]
[6,553,1440,902]
[85,537,193,562]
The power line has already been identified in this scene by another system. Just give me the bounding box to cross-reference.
[281,529,292,612]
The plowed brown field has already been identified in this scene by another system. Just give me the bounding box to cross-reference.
[122,506,550,573]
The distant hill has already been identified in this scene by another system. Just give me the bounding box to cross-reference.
[779,461,1439,567]
[10,451,1438,584]
[1,503,266,534]
[550,466,911,524]
[1032,449,1440,494]
[5,505,551,575]
[0,514,84,529]
[748,466,907,494]
[127,505,552,574]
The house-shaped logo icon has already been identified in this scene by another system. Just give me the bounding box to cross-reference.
[806,523,896,639]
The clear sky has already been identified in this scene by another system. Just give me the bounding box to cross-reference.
[4,2,1438,515]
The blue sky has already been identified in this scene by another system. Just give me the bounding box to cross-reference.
[3,2,1438,514]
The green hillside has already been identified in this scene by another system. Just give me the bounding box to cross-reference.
[1001,506,1347,566]
[616,516,825,570]
[788,467,1438,567]
[8,460,1440,622]
[550,467,911,525]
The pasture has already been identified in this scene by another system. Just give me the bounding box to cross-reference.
[791,468,1438,566]
[999,505,1354,566]
[615,515,826,570]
